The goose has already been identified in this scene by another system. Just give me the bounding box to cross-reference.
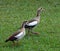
[25,7,44,34]
[5,21,27,44]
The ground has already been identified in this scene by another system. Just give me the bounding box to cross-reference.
[0,0,60,51]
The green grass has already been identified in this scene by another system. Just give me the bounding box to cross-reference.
[0,0,60,51]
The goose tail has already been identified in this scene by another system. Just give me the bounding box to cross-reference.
[5,39,9,42]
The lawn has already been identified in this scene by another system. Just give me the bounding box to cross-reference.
[0,0,60,51]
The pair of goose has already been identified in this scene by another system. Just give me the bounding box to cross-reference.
[5,7,44,44]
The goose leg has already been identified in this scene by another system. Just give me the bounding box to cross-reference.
[27,28,39,35]
[27,28,30,34]
[26,28,30,36]
[30,29,39,34]
[12,41,19,46]
[12,41,16,46]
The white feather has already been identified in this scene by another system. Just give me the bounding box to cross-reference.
[15,31,25,40]
[27,21,38,26]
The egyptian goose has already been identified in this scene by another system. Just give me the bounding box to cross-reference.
[25,7,43,34]
[5,21,27,44]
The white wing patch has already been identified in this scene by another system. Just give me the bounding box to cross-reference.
[27,21,38,26]
[15,31,25,39]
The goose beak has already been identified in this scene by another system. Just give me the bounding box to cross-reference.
[38,7,45,11]
[42,8,45,11]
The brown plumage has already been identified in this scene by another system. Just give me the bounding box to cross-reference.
[5,21,27,43]
[25,7,44,34]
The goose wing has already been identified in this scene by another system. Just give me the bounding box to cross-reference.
[27,20,38,26]
[7,30,21,40]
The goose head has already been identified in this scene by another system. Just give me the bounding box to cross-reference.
[22,21,28,28]
[37,7,44,16]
